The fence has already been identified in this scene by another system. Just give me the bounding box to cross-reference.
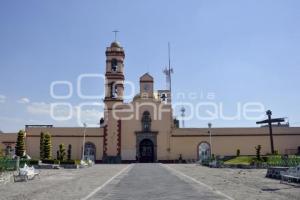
[267,155,300,167]
[0,158,27,172]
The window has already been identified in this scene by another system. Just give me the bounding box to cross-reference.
[111,82,118,98]
[84,142,96,161]
[198,142,211,161]
[111,59,118,72]
[141,111,151,131]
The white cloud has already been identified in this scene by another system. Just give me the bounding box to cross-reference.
[74,104,104,126]
[17,97,30,104]
[26,102,103,127]
[0,95,6,103]
[27,102,51,115]
[79,108,103,120]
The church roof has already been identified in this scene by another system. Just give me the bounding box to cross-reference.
[140,73,153,82]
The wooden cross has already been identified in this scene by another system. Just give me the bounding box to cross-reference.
[256,110,285,154]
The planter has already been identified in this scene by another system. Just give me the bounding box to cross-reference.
[60,164,79,169]
[266,167,289,179]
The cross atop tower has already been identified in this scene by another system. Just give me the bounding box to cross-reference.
[113,30,119,41]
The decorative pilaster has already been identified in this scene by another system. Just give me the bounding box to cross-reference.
[103,125,108,157]
[117,120,122,156]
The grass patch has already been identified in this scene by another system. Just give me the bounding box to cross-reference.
[224,156,255,165]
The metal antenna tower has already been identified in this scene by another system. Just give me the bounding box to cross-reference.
[163,42,173,92]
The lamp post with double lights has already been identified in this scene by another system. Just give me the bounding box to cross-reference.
[82,123,87,161]
[208,122,212,159]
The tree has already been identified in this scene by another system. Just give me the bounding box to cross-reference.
[236,149,240,157]
[40,132,45,159]
[15,130,26,157]
[43,133,52,159]
[67,144,72,160]
[255,145,262,161]
[57,144,66,161]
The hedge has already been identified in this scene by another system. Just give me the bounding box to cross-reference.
[42,159,60,165]
[60,160,75,165]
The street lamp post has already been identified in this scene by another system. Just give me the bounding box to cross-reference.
[180,107,186,128]
[82,123,87,161]
[208,122,212,159]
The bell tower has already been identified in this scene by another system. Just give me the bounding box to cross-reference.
[103,40,125,163]
[104,41,125,101]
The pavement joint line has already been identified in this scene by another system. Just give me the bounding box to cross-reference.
[81,164,134,200]
[161,164,235,200]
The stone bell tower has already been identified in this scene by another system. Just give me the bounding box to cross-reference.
[103,40,125,163]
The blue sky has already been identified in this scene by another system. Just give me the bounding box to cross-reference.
[0,0,299,132]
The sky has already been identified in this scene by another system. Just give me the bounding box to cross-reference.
[0,0,299,132]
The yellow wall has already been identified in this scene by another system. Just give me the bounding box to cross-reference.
[170,127,300,160]
[25,127,103,160]
[1,125,299,162]
[119,98,173,160]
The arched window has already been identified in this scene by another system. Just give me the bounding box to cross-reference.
[84,142,96,161]
[111,59,118,72]
[111,82,118,98]
[198,142,211,161]
[141,111,151,132]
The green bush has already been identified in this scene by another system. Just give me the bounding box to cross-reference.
[261,156,268,162]
[255,145,262,161]
[43,133,52,159]
[236,149,240,157]
[0,158,16,171]
[57,144,66,161]
[28,159,39,165]
[15,130,26,157]
[60,160,75,165]
[267,155,300,167]
[42,159,60,165]
[0,158,41,171]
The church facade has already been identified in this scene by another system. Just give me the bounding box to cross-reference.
[1,41,300,163]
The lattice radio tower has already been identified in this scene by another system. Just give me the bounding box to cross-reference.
[163,43,173,92]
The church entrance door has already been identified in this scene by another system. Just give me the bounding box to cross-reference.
[139,139,154,163]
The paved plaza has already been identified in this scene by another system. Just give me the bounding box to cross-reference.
[0,164,299,200]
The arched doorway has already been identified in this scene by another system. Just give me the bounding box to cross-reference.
[84,142,96,161]
[139,139,154,163]
[198,142,211,162]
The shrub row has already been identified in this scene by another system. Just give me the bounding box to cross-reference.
[41,159,60,165]
[60,160,75,165]
[41,159,77,165]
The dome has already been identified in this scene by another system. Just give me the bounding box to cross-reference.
[110,41,121,48]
